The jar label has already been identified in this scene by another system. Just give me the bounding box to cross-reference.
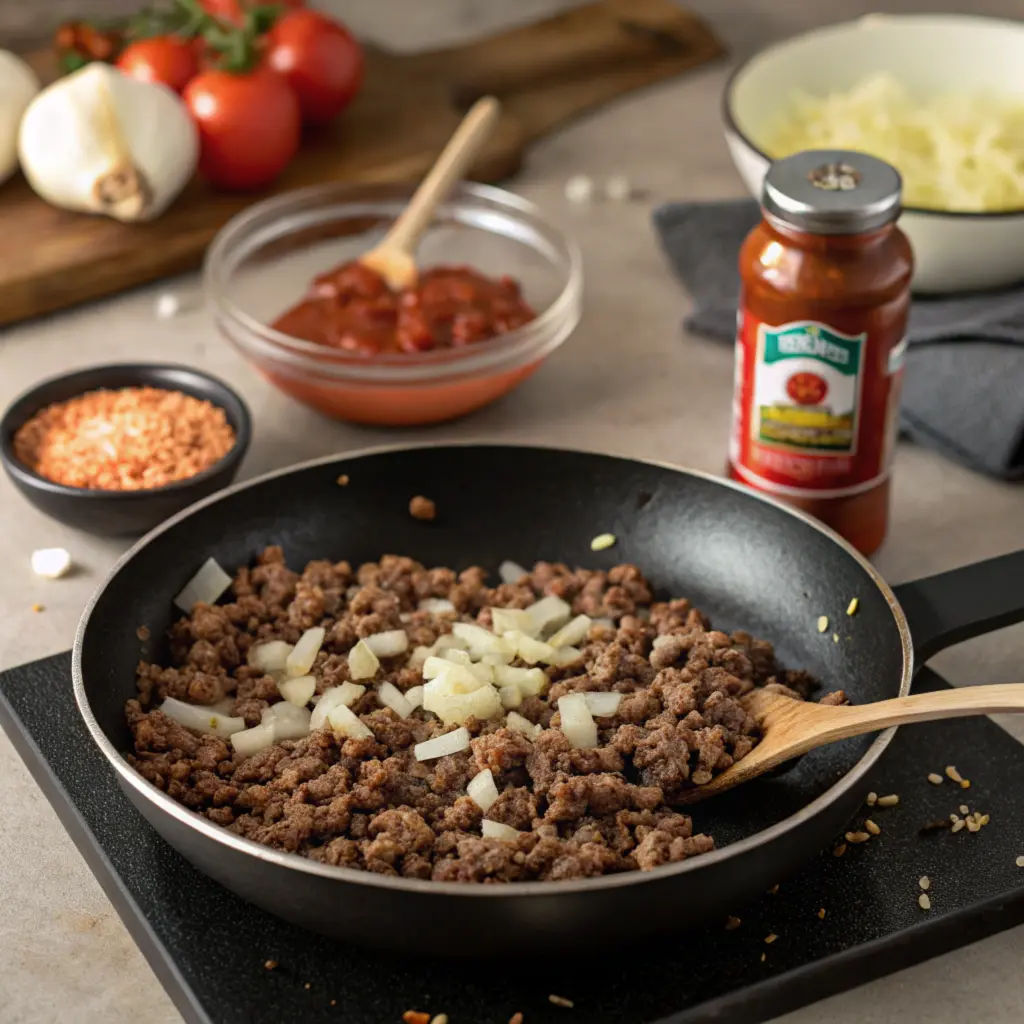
[730,314,902,498]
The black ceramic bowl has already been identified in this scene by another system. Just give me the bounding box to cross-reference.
[1,364,252,537]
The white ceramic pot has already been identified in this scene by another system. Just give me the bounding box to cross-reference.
[723,14,1024,294]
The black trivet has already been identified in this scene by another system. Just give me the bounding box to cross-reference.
[1,654,1022,1024]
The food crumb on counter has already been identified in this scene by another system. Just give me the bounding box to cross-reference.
[263,959,278,970]
[430,1015,448,1024]
[817,615,829,633]
[927,772,944,785]
[918,893,932,911]
[764,933,778,944]
[402,1012,430,1024]
[605,174,633,201]
[817,907,826,919]
[760,952,767,963]
[944,765,963,783]
[725,915,742,930]
[330,999,337,1007]
[564,174,594,203]
[959,804,970,815]
[590,532,616,551]
[845,830,871,844]
[865,819,881,836]
[336,474,350,486]
[1015,856,1024,868]
[136,625,150,642]
[509,1014,524,1024]
[154,292,181,319]
[549,994,575,1008]
[768,883,779,895]
[846,597,859,616]
[866,792,878,806]
[31,547,72,578]
[304,982,311,990]
[409,495,436,521]
[919,875,930,890]
[951,819,966,833]
[833,842,847,857]
[877,794,899,807]
[31,603,44,613]
[960,778,972,789]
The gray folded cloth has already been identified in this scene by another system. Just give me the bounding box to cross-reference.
[653,199,1024,480]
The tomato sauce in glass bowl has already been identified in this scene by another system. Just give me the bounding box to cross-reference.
[205,181,581,426]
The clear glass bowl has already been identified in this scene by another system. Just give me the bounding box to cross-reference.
[204,181,583,426]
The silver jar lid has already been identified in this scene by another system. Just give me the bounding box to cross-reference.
[761,150,903,235]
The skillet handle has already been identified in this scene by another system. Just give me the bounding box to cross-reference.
[892,550,1024,665]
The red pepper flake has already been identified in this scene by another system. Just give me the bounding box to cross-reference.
[403,1013,430,1024]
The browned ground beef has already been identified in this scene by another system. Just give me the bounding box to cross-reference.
[125,549,842,882]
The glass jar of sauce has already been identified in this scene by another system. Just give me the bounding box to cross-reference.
[728,150,914,556]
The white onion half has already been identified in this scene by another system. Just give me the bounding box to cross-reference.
[278,674,316,707]
[174,558,232,613]
[249,640,293,675]
[585,691,623,717]
[348,639,380,680]
[159,697,245,738]
[363,630,409,658]
[414,727,470,761]
[467,768,500,812]
[378,681,413,718]
[286,627,325,678]
[482,820,520,841]
[310,682,365,730]
[498,560,528,584]
[558,692,598,749]
[328,703,373,740]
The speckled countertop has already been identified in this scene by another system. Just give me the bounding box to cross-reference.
[1,2,1022,1022]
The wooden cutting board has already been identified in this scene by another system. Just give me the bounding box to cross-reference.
[0,0,723,327]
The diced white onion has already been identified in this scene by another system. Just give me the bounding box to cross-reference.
[468,662,494,685]
[423,681,502,725]
[408,645,433,670]
[506,711,542,739]
[558,692,598,749]
[278,674,316,707]
[585,691,623,717]
[414,727,470,761]
[209,698,237,715]
[434,633,469,653]
[547,614,592,649]
[498,560,528,584]
[418,598,456,615]
[248,640,294,675]
[490,607,534,636]
[423,659,484,692]
[482,820,520,841]
[543,646,583,668]
[327,703,373,740]
[286,627,326,678]
[363,630,409,658]
[262,701,312,740]
[31,547,72,579]
[310,682,365,730]
[348,639,380,680]
[593,617,615,630]
[467,768,500,812]
[174,557,232,613]
[378,681,413,718]
[405,685,424,709]
[159,697,245,738]
[399,612,412,623]
[482,650,514,666]
[507,630,554,665]
[452,622,515,659]
[498,683,522,709]
[438,648,473,666]
[493,664,548,696]
[231,722,275,757]
[526,595,572,636]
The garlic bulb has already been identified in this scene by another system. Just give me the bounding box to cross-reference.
[18,63,198,222]
[0,51,39,186]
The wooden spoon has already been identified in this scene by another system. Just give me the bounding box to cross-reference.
[677,683,1024,803]
[359,96,502,290]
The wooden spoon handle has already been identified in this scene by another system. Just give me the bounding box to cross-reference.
[383,96,501,255]
[797,683,1024,751]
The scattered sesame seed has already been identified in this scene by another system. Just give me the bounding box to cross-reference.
[959,804,970,815]
[928,773,943,785]
[866,792,878,806]
[263,959,278,970]
[918,893,931,910]
[877,794,900,807]
[549,994,575,1008]
[945,765,963,783]
[1015,856,1024,868]
[919,876,930,890]
[951,819,966,833]
[865,819,881,835]
[590,532,616,552]
[960,779,971,789]
[765,933,777,944]
[31,603,44,613]
[817,615,829,633]
[833,843,847,857]
[768,884,779,895]
[760,952,767,962]
[725,916,742,930]
[846,597,859,616]
[845,830,871,844]
[817,908,826,919]
[336,474,349,486]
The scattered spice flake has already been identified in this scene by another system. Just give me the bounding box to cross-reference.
[927,773,943,785]
[959,804,970,815]
[263,959,278,970]
[845,830,871,844]
[764,933,778,944]
[919,876,930,890]
[31,603,44,613]
[760,952,767,962]
[951,819,966,833]
[549,994,575,1008]
[409,496,436,521]
[960,778,971,789]
[403,1013,430,1024]
[725,916,742,930]
[944,765,963,783]
[136,624,151,642]
[336,474,350,486]
[509,1015,525,1024]
[817,907,826,919]
[918,893,932,910]
[1015,856,1024,868]
[817,615,829,633]
[833,842,847,857]
[846,597,859,616]
[877,794,899,807]
[768,884,779,895]
[590,532,616,552]
[866,792,878,806]
[865,819,881,836]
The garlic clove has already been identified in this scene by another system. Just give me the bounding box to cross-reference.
[18,63,198,223]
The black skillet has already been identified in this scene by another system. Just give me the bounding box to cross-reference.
[72,445,1024,955]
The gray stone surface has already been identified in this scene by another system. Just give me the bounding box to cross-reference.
[1,2,1022,1022]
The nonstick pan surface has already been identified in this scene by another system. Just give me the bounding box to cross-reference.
[73,445,1024,954]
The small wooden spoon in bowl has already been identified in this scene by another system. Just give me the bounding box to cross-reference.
[677,683,1024,803]
[359,96,502,291]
